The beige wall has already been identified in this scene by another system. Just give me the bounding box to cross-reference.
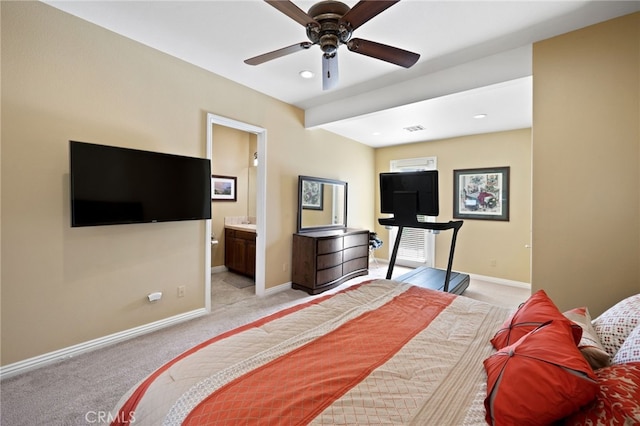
[210,125,252,268]
[375,129,532,283]
[1,2,374,365]
[532,13,640,316]
[248,134,258,218]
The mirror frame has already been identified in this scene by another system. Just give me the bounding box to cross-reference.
[297,175,348,233]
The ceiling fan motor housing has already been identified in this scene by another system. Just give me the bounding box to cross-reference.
[306,1,353,56]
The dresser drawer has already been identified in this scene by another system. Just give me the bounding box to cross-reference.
[343,257,368,275]
[316,265,342,285]
[343,245,368,262]
[344,232,368,249]
[317,251,342,269]
[317,237,343,254]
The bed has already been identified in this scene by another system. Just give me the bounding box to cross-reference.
[110,279,640,425]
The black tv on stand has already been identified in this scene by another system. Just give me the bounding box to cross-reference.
[379,170,439,221]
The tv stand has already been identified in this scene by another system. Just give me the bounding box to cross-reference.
[378,217,469,295]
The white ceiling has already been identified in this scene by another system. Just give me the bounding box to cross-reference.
[45,0,639,147]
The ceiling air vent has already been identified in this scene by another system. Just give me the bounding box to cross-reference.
[403,125,425,132]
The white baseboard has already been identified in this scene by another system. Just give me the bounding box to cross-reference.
[468,273,531,289]
[0,308,207,381]
[211,265,227,274]
[263,281,292,296]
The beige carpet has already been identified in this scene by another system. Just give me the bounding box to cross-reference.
[0,266,529,426]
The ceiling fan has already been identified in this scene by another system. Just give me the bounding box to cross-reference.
[244,0,420,90]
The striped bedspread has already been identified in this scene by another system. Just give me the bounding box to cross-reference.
[110,279,511,425]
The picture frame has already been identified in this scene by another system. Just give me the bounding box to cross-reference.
[301,180,323,210]
[211,175,237,201]
[453,167,510,221]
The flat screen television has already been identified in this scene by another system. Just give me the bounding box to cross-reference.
[70,141,211,227]
[379,170,439,217]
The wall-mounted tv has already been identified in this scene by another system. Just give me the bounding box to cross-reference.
[379,170,439,217]
[70,141,211,227]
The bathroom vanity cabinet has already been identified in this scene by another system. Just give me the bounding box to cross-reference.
[225,227,256,278]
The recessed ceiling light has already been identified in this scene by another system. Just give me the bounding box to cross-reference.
[299,70,314,79]
[372,132,381,136]
[474,114,488,119]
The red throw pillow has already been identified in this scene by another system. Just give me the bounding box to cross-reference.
[491,289,582,349]
[563,362,640,425]
[484,320,598,425]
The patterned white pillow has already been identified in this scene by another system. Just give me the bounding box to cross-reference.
[613,325,640,364]
[593,294,640,357]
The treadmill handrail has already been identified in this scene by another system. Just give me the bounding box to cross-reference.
[378,218,462,232]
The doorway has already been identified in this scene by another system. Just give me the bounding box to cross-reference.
[205,113,267,312]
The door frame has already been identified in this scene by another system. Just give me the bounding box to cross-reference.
[205,113,267,311]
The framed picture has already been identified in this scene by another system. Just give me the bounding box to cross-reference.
[453,167,509,221]
[301,180,323,210]
[211,175,237,201]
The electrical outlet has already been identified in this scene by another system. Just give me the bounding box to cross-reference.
[282,263,288,272]
[177,285,186,298]
[490,259,497,267]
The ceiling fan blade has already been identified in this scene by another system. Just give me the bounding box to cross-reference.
[245,42,313,65]
[340,0,399,30]
[264,0,318,27]
[322,53,339,90]
[347,38,420,68]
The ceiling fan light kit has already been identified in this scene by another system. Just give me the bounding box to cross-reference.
[245,0,420,90]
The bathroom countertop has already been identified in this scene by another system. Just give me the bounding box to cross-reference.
[225,223,257,233]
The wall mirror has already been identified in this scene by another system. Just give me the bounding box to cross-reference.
[297,175,347,233]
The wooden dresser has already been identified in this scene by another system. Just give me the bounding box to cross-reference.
[292,228,369,294]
